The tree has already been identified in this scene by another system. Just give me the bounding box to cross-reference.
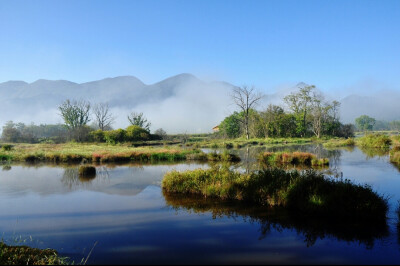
[1,121,21,142]
[127,112,151,132]
[310,92,332,138]
[154,128,167,140]
[284,84,315,137]
[231,85,264,139]
[219,112,243,138]
[355,115,376,132]
[58,99,91,141]
[93,103,115,131]
[390,121,400,132]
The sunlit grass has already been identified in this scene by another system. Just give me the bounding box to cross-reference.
[162,166,388,221]
[0,143,239,163]
[258,151,329,166]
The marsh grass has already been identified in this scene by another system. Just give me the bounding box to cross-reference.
[0,143,238,163]
[0,241,70,265]
[390,145,400,166]
[356,133,392,148]
[323,138,355,148]
[258,152,329,167]
[162,166,387,221]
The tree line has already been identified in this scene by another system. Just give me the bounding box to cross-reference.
[219,84,353,139]
[1,100,167,143]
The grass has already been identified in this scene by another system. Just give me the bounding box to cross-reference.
[0,143,240,163]
[0,241,70,265]
[162,166,388,221]
[356,133,392,148]
[390,145,400,166]
[258,151,329,167]
[323,138,356,148]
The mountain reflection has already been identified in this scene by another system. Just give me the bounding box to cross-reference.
[163,192,389,249]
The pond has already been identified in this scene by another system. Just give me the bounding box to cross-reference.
[0,144,400,264]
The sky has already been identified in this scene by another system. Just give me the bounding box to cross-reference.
[0,0,399,96]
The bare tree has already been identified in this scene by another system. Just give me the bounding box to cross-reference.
[127,112,151,132]
[93,103,115,130]
[231,85,264,139]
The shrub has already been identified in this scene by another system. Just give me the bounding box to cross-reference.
[1,144,13,151]
[89,129,105,142]
[126,125,150,141]
[104,129,126,144]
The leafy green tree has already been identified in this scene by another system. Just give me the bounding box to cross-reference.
[58,99,91,141]
[126,125,150,141]
[219,112,243,138]
[284,84,315,137]
[355,115,376,131]
[127,112,151,132]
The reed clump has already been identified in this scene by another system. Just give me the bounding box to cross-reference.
[0,242,69,265]
[258,151,329,166]
[390,145,400,166]
[323,138,355,148]
[162,166,387,221]
[356,133,392,148]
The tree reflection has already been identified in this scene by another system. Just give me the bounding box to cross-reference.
[163,192,389,249]
[61,166,109,190]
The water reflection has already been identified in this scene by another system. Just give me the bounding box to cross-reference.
[359,147,390,159]
[164,192,389,249]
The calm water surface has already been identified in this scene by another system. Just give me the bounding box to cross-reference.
[0,145,400,264]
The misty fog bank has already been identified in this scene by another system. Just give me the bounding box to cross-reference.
[1,74,399,133]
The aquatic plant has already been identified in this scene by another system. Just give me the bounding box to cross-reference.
[0,242,70,265]
[323,138,355,148]
[258,151,329,166]
[356,133,392,148]
[162,166,388,221]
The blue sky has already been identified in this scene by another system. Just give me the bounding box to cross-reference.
[0,0,399,94]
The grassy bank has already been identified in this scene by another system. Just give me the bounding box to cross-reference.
[0,143,239,163]
[0,242,69,265]
[390,145,400,166]
[356,134,392,148]
[258,151,329,166]
[162,166,387,221]
[323,138,355,148]
[187,137,315,149]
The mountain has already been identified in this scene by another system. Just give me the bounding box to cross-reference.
[0,74,235,133]
[1,74,399,133]
[340,91,400,123]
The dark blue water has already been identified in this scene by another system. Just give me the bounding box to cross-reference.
[0,146,399,264]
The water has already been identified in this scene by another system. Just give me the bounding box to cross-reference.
[0,145,400,264]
